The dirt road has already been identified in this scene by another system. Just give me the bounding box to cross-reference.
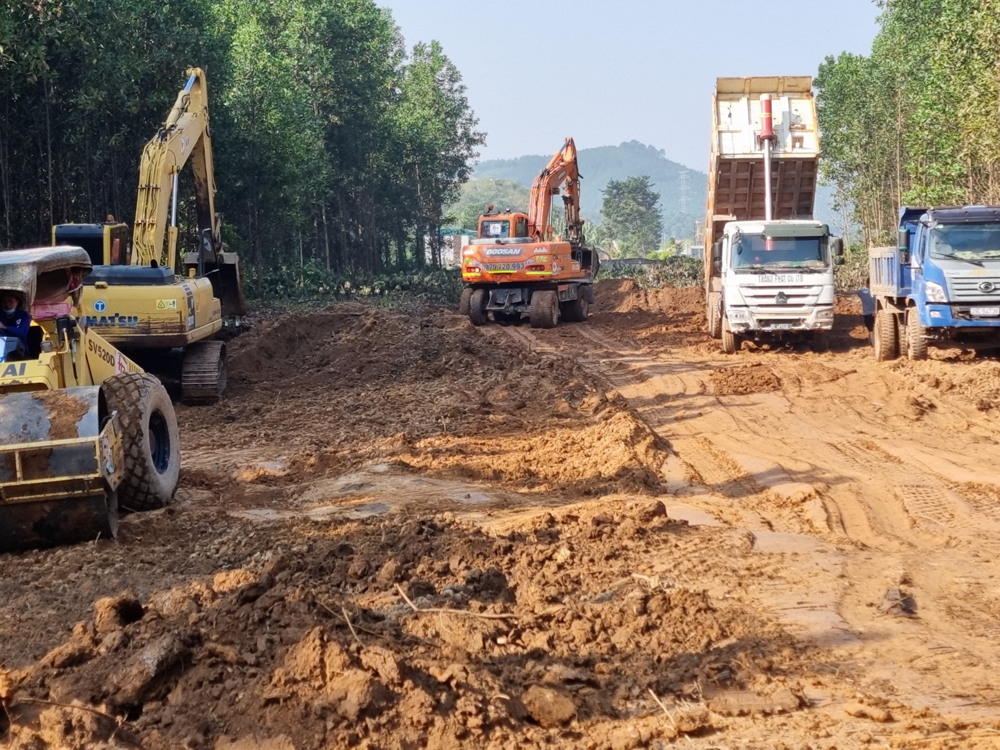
[3,281,1000,749]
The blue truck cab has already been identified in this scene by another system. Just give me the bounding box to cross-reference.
[869,205,1000,360]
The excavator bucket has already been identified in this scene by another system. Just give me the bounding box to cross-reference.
[0,387,125,551]
[216,254,248,318]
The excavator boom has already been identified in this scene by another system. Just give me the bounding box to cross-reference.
[133,68,218,270]
[132,67,246,318]
[527,138,583,245]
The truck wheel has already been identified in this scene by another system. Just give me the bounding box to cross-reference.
[562,293,589,322]
[459,288,473,316]
[469,289,489,326]
[529,290,559,329]
[103,373,181,512]
[874,308,899,362]
[811,330,829,353]
[707,293,722,339]
[906,308,928,360]
[721,316,741,354]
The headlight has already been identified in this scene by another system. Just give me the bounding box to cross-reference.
[925,281,948,303]
[816,308,834,321]
[727,308,750,322]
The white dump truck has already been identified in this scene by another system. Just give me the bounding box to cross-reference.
[704,76,843,353]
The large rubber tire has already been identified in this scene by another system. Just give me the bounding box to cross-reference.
[721,316,741,354]
[529,290,559,329]
[458,288,473,316]
[906,308,928,360]
[707,292,722,339]
[103,373,181,512]
[562,292,589,323]
[811,330,829,353]
[469,289,489,327]
[874,308,899,362]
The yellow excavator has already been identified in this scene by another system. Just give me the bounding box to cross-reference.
[0,246,181,551]
[52,67,246,405]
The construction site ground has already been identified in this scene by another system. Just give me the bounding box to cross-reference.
[4,278,1000,750]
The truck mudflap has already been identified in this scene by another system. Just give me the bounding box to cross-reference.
[0,387,125,551]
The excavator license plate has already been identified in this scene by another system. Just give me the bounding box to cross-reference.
[484,262,524,272]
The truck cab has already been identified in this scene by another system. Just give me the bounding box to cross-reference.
[713,219,843,352]
[870,206,1000,360]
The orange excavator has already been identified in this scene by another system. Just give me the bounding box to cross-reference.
[460,137,599,328]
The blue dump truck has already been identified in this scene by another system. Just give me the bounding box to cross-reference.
[870,206,1000,361]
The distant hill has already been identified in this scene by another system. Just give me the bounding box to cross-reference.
[474,140,705,240]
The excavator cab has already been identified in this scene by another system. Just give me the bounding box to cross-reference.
[52,222,131,266]
[477,209,529,241]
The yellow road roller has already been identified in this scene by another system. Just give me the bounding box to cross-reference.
[0,246,180,551]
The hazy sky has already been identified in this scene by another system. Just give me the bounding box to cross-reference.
[379,0,881,171]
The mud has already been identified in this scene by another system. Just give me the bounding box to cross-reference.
[5,280,1000,749]
[709,363,781,396]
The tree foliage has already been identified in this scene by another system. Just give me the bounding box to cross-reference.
[0,0,483,297]
[816,0,1000,245]
[599,176,663,257]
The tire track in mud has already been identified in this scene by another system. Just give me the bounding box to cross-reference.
[834,439,1000,541]
[494,323,830,538]
[484,309,1000,721]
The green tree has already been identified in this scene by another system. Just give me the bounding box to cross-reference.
[600,175,663,257]
[816,0,1000,245]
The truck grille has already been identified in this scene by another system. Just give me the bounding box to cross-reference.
[946,273,1000,303]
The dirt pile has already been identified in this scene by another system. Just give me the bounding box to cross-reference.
[592,279,706,347]
[179,303,667,496]
[1,502,802,750]
[710,363,781,396]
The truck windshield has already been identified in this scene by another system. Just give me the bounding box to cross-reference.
[480,220,510,239]
[929,224,1000,260]
[731,235,827,269]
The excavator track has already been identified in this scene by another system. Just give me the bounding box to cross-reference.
[181,340,227,405]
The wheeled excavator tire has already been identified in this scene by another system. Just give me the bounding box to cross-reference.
[458,288,473,316]
[182,341,227,405]
[561,291,590,322]
[469,289,489,326]
[529,290,559,329]
[104,373,180,512]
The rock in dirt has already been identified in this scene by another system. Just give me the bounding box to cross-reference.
[706,686,802,715]
[38,639,95,670]
[111,632,192,706]
[359,646,401,685]
[522,685,576,728]
[878,588,917,616]
[637,499,668,523]
[844,701,893,723]
[93,590,144,633]
[215,736,296,750]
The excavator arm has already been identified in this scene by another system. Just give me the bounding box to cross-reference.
[132,68,246,315]
[527,137,584,246]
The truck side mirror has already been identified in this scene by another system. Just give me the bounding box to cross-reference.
[831,237,844,266]
[712,240,722,265]
[897,227,910,265]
